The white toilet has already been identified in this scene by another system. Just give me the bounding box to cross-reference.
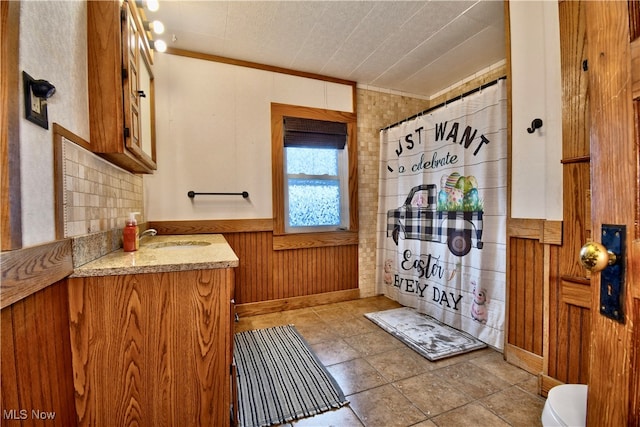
[541,384,588,427]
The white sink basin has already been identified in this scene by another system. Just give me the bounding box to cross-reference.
[145,241,212,250]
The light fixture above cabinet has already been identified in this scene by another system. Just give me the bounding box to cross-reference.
[136,0,166,53]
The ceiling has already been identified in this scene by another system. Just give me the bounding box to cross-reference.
[147,1,505,98]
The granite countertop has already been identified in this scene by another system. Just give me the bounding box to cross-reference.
[70,234,239,278]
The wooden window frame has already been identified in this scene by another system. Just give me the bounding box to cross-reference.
[271,103,358,249]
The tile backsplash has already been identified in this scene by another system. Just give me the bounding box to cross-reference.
[61,136,144,266]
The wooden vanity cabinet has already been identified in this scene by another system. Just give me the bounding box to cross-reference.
[87,0,157,174]
[67,268,236,426]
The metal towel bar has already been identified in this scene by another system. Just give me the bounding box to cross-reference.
[187,191,249,199]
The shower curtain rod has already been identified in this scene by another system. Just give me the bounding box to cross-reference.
[380,76,507,132]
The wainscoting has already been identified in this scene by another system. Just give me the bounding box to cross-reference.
[149,219,360,315]
[1,280,77,426]
[505,219,561,378]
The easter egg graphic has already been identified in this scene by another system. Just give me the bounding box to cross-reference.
[464,188,480,206]
[455,176,467,191]
[438,189,448,207]
[446,172,460,189]
[448,188,464,209]
[440,174,449,190]
[466,176,479,191]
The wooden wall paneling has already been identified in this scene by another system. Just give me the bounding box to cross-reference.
[270,245,358,301]
[547,251,561,381]
[150,220,359,311]
[308,247,317,294]
[545,244,560,377]
[1,307,20,416]
[579,305,591,384]
[567,304,583,382]
[509,238,523,348]
[0,281,77,426]
[222,231,273,304]
[508,238,518,347]
[529,241,544,355]
[283,250,291,297]
[550,300,580,382]
[549,277,591,384]
[535,247,545,355]
[294,248,303,295]
[508,236,544,356]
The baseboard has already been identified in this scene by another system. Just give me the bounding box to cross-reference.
[236,289,360,317]
[504,343,543,375]
[540,374,564,397]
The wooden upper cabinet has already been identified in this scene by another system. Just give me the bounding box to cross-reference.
[87,0,157,174]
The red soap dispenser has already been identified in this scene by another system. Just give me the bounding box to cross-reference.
[123,212,140,252]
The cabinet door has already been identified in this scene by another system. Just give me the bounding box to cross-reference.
[86,0,156,174]
[138,47,156,163]
[122,1,156,169]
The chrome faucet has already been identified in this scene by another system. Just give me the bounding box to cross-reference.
[139,228,157,241]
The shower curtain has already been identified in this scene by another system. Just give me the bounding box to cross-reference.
[375,79,507,349]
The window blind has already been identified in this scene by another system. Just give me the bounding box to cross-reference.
[284,117,347,149]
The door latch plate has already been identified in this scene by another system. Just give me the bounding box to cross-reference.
[600,224,626,323]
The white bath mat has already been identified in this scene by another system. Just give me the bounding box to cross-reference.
[364,307,486,361]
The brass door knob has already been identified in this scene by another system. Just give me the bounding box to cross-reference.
[579,241,617,272]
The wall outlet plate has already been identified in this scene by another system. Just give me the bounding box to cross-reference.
[23,71,49,129]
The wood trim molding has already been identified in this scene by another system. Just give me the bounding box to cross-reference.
[52,124,94,240]
[270,103,358,236]
[540,374,564,397]
[631,37,640,100]
[149,219,274,234]
[507,218,562,245]
[166,47,357,89]
[272,231,358,250]
[0,239,73,308]
[504,343,544,375]
[1,0,22,250]
[236,289,360,317]
[543,220,563,245]
[560,279,591,309]
[53,127,65,239]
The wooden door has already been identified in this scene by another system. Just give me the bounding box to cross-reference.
[584,1,640,425]
[546,0,593,388]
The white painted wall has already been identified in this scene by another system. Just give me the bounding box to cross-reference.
[19,1,90,246]
[144,54,353,221]
[509,1,563,220]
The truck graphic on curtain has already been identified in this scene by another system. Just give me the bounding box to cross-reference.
[386,183,484,257]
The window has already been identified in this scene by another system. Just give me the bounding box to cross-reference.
[271,103,358,244]
[283,117,348,232]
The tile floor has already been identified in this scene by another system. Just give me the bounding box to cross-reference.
[235,296,546,427]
